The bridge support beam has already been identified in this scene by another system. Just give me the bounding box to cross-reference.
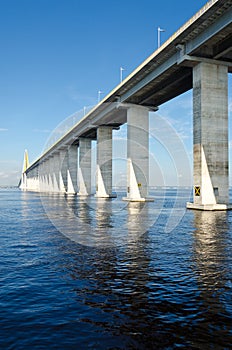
[95,126,115,198]
[187,62,231,210]
[78,138,92,196]
[123,105,153,202]
[67,145,78,194]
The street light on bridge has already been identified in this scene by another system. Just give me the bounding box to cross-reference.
[98,90,103,103]
[157,26,165,48]
[120,67,125,83]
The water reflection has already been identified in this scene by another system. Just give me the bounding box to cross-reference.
[95,198,114,229]
[3,189,231,349]
[59,230,158,348]
[40,194,158,247]
[192,210,230,287]
[191,210,232,348]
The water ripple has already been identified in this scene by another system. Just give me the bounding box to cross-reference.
[0,189,231,349]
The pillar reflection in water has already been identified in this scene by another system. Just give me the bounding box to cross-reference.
[126,202,156,244]
[192,210,229,286]
[192,210,231,339]
[39,190,159,248]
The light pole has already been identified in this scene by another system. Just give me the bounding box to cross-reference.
[98,90,103,103]
[157,26,165,48]
[120,67,125,83]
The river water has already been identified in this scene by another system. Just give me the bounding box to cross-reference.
[0,188,231,349]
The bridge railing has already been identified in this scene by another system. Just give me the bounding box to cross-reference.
[44,105,96,151]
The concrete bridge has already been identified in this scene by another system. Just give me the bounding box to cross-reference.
[20,0,232,210]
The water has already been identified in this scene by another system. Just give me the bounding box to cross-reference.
[0,188,232,349]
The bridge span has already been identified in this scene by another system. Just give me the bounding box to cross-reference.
[20,0,232,210]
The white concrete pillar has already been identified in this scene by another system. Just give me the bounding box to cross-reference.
[38,161,44,192]
[41,162,47,192]
[27,168,39,191]
[95,126,115,198]
[20,172,27,190]
[43,160,50,192]
[78,138,92,196]
[59,150,68,193]
[52,154,60,193]
[123,105,153,202]
[48,157,54,192]
[33,167,39,191]
[67,145,78,194]
[187,62,231,210]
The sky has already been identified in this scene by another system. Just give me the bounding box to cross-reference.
[0,0,231,186]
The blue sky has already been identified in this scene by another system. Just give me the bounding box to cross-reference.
[0,0,231,186]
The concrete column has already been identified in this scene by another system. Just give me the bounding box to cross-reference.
[123,105,153,202]
[38,161,44,192]
[95,126,115,198]
[41,162,47,192]
[34,167,39,191]
[59,150,68,193]
[187,62,231,210]
[78,138,92,196]
[27,168,39,191]
[43,160,50,192]
[52,154,60,193]
[48,157,54,192]
[67,145,78,194]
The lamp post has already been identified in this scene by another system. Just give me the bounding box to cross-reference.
[98,90,103,103]
[157,26,165,48]
[120,67,125,83]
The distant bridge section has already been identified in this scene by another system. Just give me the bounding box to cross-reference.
[20,0,232,210]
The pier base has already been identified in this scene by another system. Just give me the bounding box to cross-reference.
[186,202,232,211]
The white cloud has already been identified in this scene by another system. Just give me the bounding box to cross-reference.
[0,128,8,131]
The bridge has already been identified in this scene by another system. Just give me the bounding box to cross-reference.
[20,0,232,210]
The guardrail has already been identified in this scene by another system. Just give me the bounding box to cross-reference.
[44,105,96,151]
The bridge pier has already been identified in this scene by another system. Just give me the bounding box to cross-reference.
[38,161,44,192]
[187,62,231,210]
[47,157,55,192]
[67,145,78,194]
[78,138,92,196]
[59,150,68,193]
[51,153,60,193]
[95,126,115,198]
[123,106,153,202]
[20,173,27,190]
[41,160,49,192]
[26,168,38,191]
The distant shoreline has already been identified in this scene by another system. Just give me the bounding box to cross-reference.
[0,186,18,189]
